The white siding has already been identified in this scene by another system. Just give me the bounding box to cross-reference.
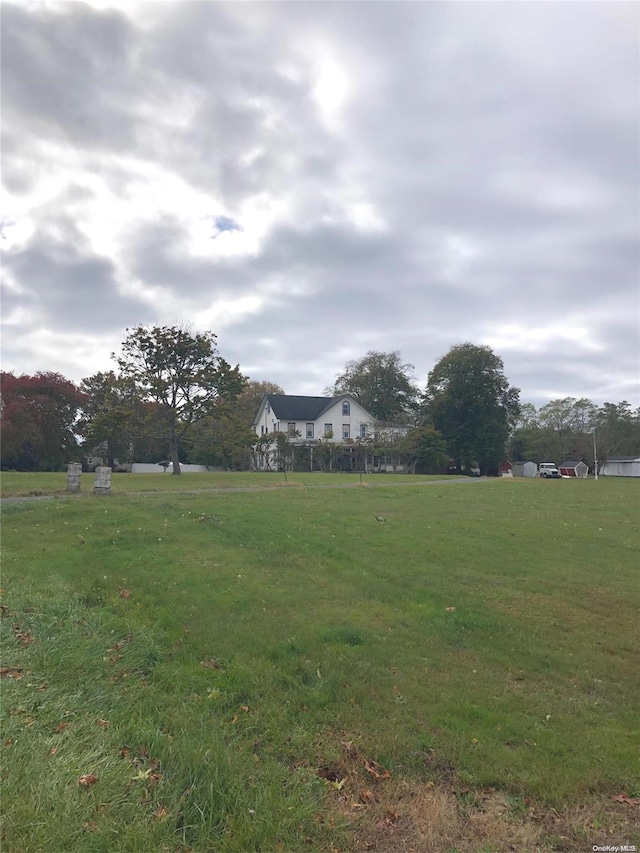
[315,398,375,442]
[513,461,537,477]
[601,459,640,477]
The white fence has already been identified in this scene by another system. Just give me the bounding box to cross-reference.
[130,463,219,474]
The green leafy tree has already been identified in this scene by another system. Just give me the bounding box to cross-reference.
[78,371,169,467]
[184,408,258,470]
[326,351,419,422]
[425,343,520,474]
[594,401,640,469]
[114,326,245,474]
[78,371,136,467]
[184,379,284,470]
[400,426,449,474]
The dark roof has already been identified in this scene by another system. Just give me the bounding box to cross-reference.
[252,393,375,424]
[559,460,588,468]
[265,395,333,420]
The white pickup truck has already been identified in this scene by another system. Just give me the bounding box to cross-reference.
[539,462,561,478]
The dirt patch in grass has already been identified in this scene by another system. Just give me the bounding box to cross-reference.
[347,783,638,852]
[318,741,639,852]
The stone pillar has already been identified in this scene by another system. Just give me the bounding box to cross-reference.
[67,462,82,493]
[94,466,112,496]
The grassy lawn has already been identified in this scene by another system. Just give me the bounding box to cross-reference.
[0,470,447,497]
[1,476,638,851]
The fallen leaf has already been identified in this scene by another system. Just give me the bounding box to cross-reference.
[152,805,169,821]
[360,789,376,804]
[48,747,58,756]
[384,809,399,825]
[78,774,98,788]
[119,746,131,759]
[445,606,456,612]
[240,705,250,713]
[83,821,98,832]
[119,589,131,599]
[55,722,68,733]
[0,667,23,679]
[612,792,640,806]
[4,739,13,747]
[97,719,110,728]
[363,758,391,781]
[132,768,151,781]
[231,715,238,724]
[200,659,222,669]
[0,604,9,617]
[12,625,34,646]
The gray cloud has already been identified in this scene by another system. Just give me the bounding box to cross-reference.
[1,0,638,408]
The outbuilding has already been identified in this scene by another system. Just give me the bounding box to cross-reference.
[559,460,589,478]
[600,456,640,477]
[512,461,537,478]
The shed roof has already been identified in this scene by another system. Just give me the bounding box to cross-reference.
[559,460,588,468]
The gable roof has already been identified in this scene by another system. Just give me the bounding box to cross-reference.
[253,393,374,424]
[266,395,333,421]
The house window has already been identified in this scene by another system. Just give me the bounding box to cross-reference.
[261,426,265,435]
[360,423,367,438]
[306,423,314,439]
[324,423,333,436]
[342,401,350,416]
[288,422,296,436]
[342,424,350,440]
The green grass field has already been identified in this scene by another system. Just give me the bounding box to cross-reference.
[1,474,638,851]
[0,470,435,498]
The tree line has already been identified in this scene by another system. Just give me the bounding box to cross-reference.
[1,326,637,474]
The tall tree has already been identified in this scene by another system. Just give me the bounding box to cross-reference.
[78,371,136,467]
[425,343,520,474]
[594,401,640,466]
[400,426,449,474]
[0,372,83,470]
[326,350,419,422]
[114,326,245,474]
[234,379,285,426]
[183,379,284,471]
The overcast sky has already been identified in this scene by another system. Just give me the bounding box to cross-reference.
[2,0,639,408]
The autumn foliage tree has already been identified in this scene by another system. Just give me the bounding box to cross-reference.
[0,372,84,470]
[114,326,245,474]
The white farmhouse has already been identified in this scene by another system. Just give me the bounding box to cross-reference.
[251,394,408,471]
[253,393,373,442]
